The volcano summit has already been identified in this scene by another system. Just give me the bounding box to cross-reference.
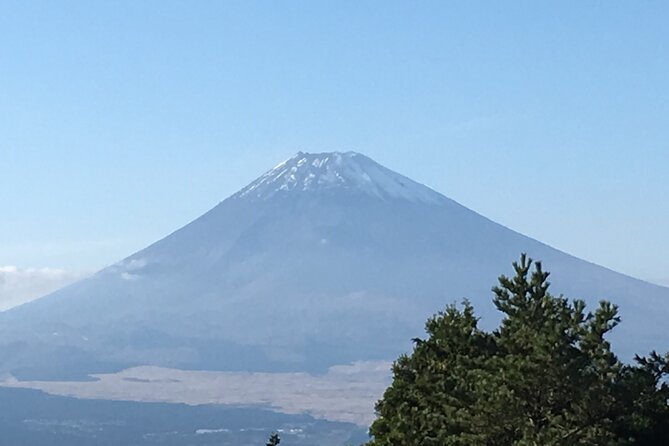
[1,152,667,380]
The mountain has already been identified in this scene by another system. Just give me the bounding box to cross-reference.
[1,151,667,380]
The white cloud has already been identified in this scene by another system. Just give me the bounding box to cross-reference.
[0,266,92,311]
[120,272,140,281]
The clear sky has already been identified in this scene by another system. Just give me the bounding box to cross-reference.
[1,1,668,302]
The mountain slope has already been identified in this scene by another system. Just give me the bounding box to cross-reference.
[1,152,667,379]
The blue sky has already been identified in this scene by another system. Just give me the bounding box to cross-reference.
[1,1,668,294]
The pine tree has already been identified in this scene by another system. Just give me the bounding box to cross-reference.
[367,254,669,446]
[266,432,280,446]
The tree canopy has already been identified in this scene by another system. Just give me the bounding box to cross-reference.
[367,255,669,446]
[266,432,280,446]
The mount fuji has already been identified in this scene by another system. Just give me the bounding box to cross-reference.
[1,151,667,380]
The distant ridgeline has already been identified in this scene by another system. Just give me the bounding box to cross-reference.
[0,386,366,446]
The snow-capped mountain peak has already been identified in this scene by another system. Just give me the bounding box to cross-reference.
[2,150,668,383]
[235,151,445,204]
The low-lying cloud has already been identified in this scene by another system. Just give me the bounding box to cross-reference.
[0,266,91,311]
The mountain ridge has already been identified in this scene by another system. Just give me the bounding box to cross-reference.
[0,151,667,380]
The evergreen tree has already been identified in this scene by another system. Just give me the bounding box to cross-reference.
[266,432,280,446]
[367,255,669,446]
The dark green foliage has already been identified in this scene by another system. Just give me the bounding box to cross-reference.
[266,432,281,446]
[368,255,669,446]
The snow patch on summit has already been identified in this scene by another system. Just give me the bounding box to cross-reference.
[235,151,446,204]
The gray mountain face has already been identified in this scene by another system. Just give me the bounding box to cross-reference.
[1,152,667,379]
